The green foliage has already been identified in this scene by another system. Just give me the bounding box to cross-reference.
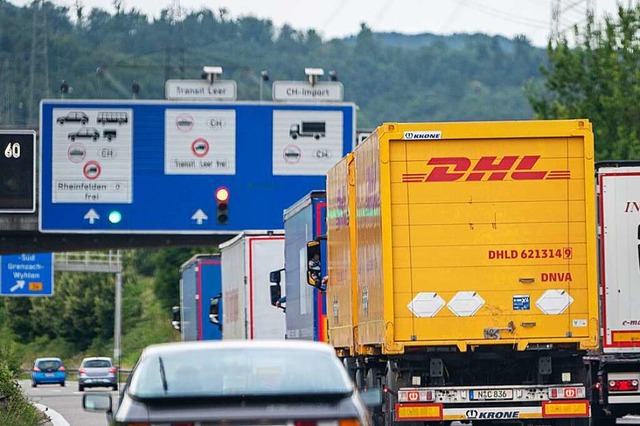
[527,4,640,160]
[0,2,543,130]
[0,249,193,371]
[121,276,180,366]
[3,272,114,351]
[0,361,44,426]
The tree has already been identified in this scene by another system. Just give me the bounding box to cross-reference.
[527,4,640,160]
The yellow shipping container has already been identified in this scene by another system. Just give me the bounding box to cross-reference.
[327,153,359,354]
[343,120,598,354]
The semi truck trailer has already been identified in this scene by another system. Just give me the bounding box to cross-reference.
[270,191,328,341]
[318,120,598,425]
[220,231,286,340]
[175,254,222,341]
[586,161,640,425]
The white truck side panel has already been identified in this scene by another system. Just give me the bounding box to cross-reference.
[247,236,286,339]
[600,168,640,353]
[221,236,247,340]
[220,231,286,340]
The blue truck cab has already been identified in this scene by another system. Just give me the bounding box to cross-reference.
[178,254,222,341]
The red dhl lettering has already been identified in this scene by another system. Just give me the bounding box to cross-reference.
[402,156,571,183]
[541,272,573,282]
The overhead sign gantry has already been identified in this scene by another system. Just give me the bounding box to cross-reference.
[39,100,356,233]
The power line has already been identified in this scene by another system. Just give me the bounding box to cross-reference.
[551,0,594,42]
[463,0,549,29]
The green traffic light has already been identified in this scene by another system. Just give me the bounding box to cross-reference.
[108,210,122,224]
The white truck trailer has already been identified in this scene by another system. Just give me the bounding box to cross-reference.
[219,231,286,340]
[588,161,640,425]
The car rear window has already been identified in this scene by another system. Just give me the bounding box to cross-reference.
[128,347,353,399]
[37,360,62,369]
[84,360,112,368]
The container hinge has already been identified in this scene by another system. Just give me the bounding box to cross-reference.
[484,321,515,339]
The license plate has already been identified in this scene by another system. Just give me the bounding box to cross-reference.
[45,373,54,377]
[470,389,513,400]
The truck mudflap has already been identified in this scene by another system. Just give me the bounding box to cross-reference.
[394,401,590,422]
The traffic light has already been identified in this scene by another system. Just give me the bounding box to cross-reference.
[108,210,122,224]
[215,187,229,224]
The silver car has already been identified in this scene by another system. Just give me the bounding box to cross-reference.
[78,357,118,391]
[83,340,380,425]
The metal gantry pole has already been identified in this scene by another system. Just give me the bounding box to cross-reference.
[114,268,122,387]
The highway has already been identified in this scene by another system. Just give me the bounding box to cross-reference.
[20,380,117,426]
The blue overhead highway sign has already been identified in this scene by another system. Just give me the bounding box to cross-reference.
[39,100,356,233]
[0,253,54,297]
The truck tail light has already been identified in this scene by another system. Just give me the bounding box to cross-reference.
[549,386,585,399]
[398,389,435,402]
[608,379,639,392]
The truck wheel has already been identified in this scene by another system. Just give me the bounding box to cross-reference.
[385,364,406,426]
[343,357,356,382]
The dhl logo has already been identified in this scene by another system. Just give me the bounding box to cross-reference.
[402,156,571,182]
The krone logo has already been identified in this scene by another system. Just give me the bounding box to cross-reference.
[466,410,479,419]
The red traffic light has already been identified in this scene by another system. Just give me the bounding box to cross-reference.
[215,187,229,202]
[215,187,229,224]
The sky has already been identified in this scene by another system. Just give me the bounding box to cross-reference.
[8,0,631,47]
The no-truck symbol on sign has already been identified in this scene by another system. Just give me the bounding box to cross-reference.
[191,138,210,157]
[176,113,194,132]
[83,160,101,180]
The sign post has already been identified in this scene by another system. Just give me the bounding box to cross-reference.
[0,130,36,213]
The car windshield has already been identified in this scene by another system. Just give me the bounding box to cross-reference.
[128,347,353,398]
[84,360,111,368]
[37,360,61,369]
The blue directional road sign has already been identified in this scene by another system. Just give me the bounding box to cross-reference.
[39,100,356,233]
[0,253,54,296]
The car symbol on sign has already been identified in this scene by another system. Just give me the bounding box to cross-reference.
[67,144,86,163]
[194,142,207,154]
[191,138,210,157]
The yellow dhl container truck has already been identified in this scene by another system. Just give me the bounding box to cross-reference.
[323,120,598,426]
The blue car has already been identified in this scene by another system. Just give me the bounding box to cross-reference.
[31,357,66,387]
